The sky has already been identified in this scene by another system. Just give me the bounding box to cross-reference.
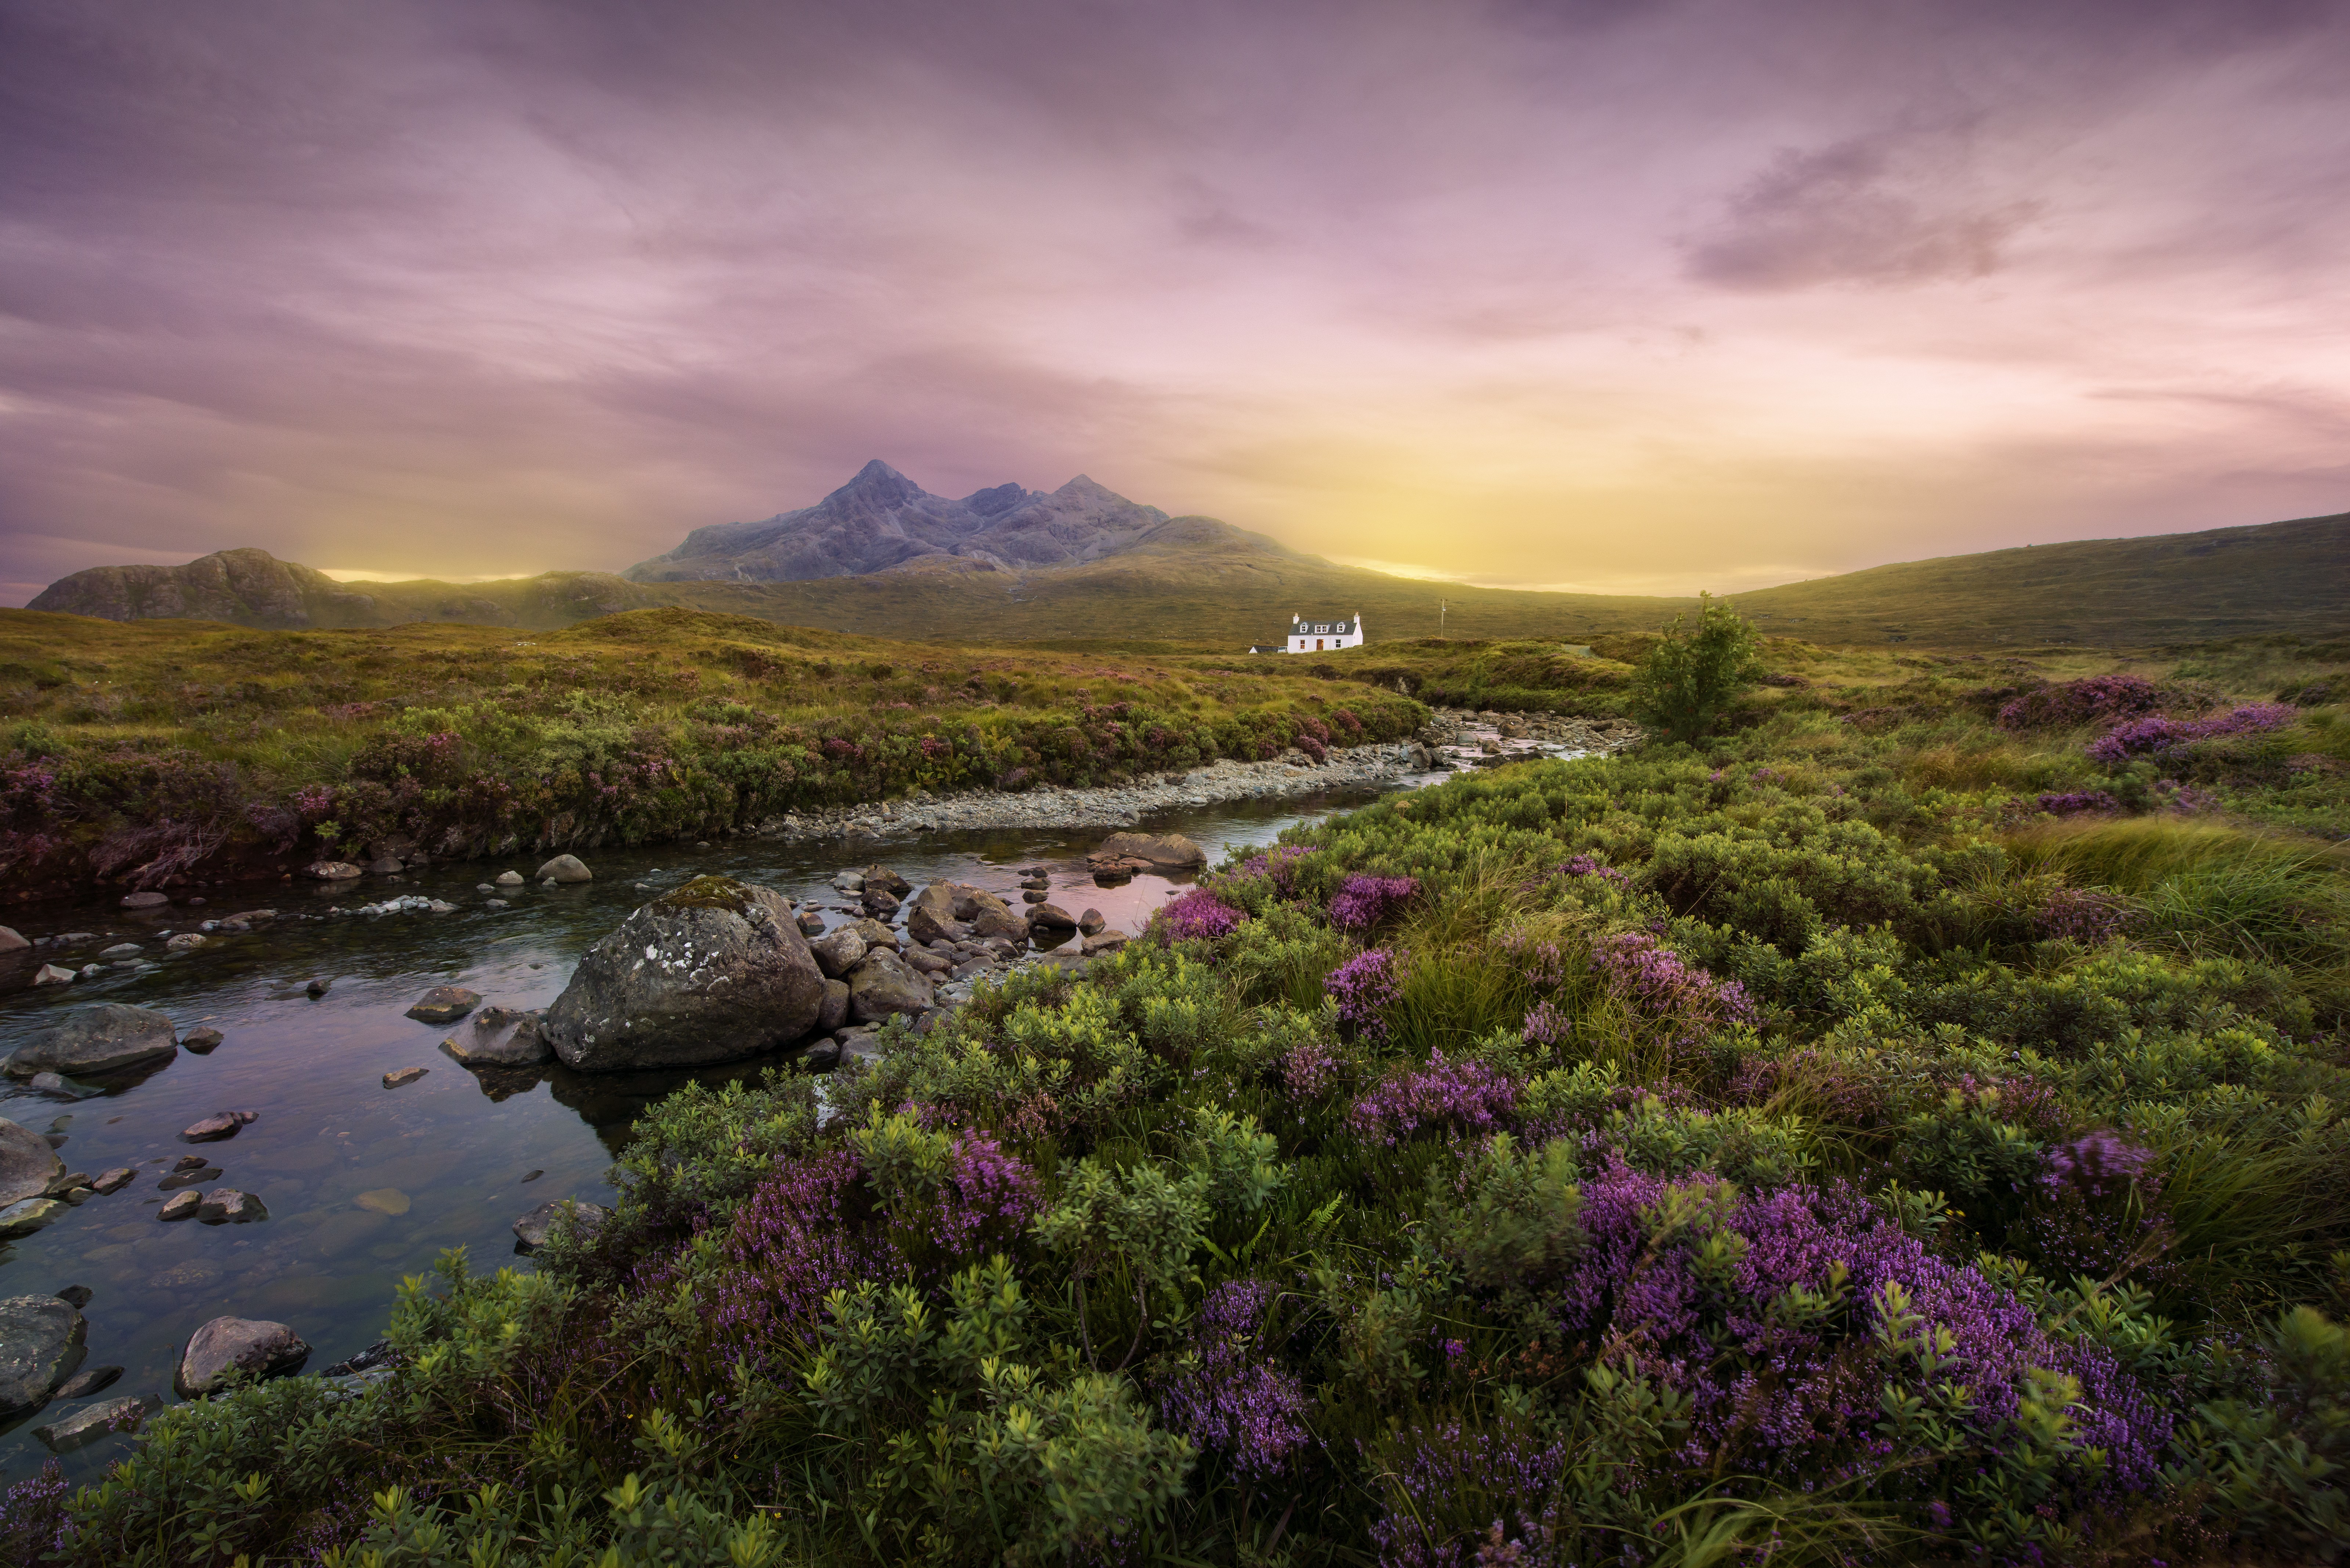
[3,0,2347,606]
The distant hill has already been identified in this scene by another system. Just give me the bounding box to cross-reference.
[29,548,666,630]
[26,507,2347,650]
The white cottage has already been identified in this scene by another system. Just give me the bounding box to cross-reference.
[1257,612,1365,654]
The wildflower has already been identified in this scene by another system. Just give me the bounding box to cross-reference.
[1157,1281,1313,1480]
[1326,947,1404,1042]
[1156,888,1245,944]
[1330,872,1419,930]
[1349,1050,1517,1145]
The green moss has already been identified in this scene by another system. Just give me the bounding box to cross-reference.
[655,874,759,914]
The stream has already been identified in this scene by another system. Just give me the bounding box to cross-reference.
[0,779,1442,1484]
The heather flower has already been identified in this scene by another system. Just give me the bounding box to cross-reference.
[676,1150,901,1368]
[2087,703,2296,764]
[1279,1036,1342,1098]
[1520,999,1570,1050]
[1366,1419,1569,1568]
[1156,888,1245,944]
[2040,1130,2153,1201]
[1589,931,1756,1047]
[1998,675,2169,731]
[1157,1281,1313,1480]
[933,1130,1043,1261]
[2032,789,2120,818]
[1237,843,1314,893]
[1327,947,1404,1043]
[1330,871,1419,930]
[1349,1050,1518,1145]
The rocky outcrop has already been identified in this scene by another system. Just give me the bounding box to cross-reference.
[0,1118,65,1206]
[543,877,825,1071]
[4,1004,177,1078]
[174,1317,310,1397]
[621,461,1272,584]
[0,1295,87,1417]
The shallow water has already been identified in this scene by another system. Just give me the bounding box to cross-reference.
[0,781,1424,1483]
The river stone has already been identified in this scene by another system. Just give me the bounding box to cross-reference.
[972,906,1028,942]
[0,1118,65,1205]
[1082,929,1132,957]
[7,1004,178,1080]
[0,926,26,954]
[1091,831,1207,869]
[367,857,404,876]
[165,932,206,950]
[441,1006,551,1067]
[815,978,850,1035]
[98,942,141,959]
[795,910,825,936]
[860,886,902,918]
[1027,902,1077,931]
[1078,908,1106,934]
[0,1198,65,1238]
[382,1067,428,1088]
[831,870,864,892]
[198,1189,267,1224]
[306,861,364,880]
[513,1198,608,1252]
[846,948,932,1024]
[537,854,593,883]
[0,1296,86,1416]
[175,1317,310,1398]
[543,876,824,1072]
[808,927,866,978]
[904,947,951,975]
[159,1191,202,1220]
[90,1168,135,1195]
[847,917,899,950]
[183,1026,223,1053]
[119,891,170,910]
[405,985,481,1025]
[862,866,911,897]
[181,1111,254,1142]
[495,870,525,887]
[904,902,967,946]
[35,1393,158,1453]
[32,963,72,986]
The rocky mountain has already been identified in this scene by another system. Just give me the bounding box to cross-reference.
[30,548,661,630]
[623,460,1213,582]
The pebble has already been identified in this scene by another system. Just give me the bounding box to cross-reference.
[183,1027,224,1053]
[382,1067,428,1089]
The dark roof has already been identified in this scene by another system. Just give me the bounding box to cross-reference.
[1291,617,1356,635]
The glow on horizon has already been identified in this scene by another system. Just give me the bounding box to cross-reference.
[1,1,2346,604]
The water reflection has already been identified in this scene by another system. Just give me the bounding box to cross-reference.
[0,780,1420,1480]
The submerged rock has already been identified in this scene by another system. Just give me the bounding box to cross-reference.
[182,1026,224,1054]
[175,1317,310,1398]
[1090,831,1207,869]
[90,1168,135,1195]
[35,1393,158,1452]
[4,1004,178,1079]
[119,891,170,910]
[0,1198,66,1239]
[53,1362,119,1398]
[180,1111,257,1143]
[0,1295,87,1417]
[513,1198,608,1252]
[404,985,482,1025]
[0,1118,65,1206]
[543,876,825,1072]
[382,1067,428,1089]
[441,1006,551,1067]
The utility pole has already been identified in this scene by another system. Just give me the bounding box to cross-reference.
[1439,598,1447,638]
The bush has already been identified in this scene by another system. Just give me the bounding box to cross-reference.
[1628,593,1764,743]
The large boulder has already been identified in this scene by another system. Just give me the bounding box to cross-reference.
[5,1004,177,1079]
[0,1295,87,1417]
[847,917,900,951]
[905,898,967,947]
[542,877,825,1071]
[441,1006,552,1067]
[1027,902,1078,931]
[1090,831,1207,870]
[846,948,933,1024]
[0,1118,65,1206]
[538,854,593,884]
[174,1317,310,1398]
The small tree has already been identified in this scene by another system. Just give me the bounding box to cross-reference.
[1629,593,1763,743]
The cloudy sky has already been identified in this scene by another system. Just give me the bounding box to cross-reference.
[3,0,2346,604]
